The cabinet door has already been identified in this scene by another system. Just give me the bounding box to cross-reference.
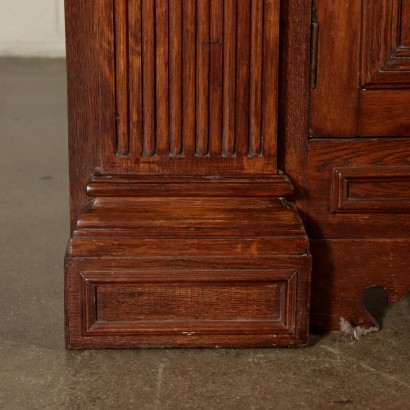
[310,0,410,137]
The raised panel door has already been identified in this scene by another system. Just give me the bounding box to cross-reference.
[311,0,410,137]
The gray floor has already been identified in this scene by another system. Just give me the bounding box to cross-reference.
[0,57,409,410]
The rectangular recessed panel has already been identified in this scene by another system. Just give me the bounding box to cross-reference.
[81,270,297,335]
[332,166,410,212]
[361,0,410,87]
[348,181,410,200]
[96,284,282,321]
[308,139,410,240]
[402,0,410,46]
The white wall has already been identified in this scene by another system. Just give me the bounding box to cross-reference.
[0,0,65,57]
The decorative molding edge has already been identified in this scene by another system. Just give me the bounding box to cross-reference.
[331,166,410,213]
[80,270,298,336]
[86,173,295,198]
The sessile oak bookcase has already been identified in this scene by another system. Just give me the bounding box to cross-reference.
[64,0,410,348]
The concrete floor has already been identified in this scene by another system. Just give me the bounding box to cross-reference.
[0,57,409,410]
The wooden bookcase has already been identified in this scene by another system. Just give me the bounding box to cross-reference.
[64,0,312,348]
[64,0,410,348]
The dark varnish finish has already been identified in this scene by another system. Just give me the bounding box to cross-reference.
[65,0,104,230]
[308,139,410,330]
[311,239,410,330]
[65,0,410,338]
[108,0,280,173]
[66,175,311,348]
[64,0,312,348]
[310,0,410,137]
[307,0,410,330]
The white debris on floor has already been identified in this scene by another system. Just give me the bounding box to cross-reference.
[340,317,379,342]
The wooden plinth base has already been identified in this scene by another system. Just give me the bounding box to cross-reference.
[65,175,311,348]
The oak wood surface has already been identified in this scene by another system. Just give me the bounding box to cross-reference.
[309,0,361,137]
[277,0,311,216]
[308,1,410,329]
[358,91,410,136]
[66,183,311,347]
[311,239,410,330]
[104,0,280,173]
[66,255,311,348]
[65,0,312,348]
[311,0,410,137]
[65,0,104,231]
[308,138,410,329]
[308,139,410,239]
[361,0,410,88]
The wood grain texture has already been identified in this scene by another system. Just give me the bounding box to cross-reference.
[114,0,129,155]
[310,0,361,137]
[308,139,410,330]
[128,0,143,155]
[65,0,108,231]
[359,90,410,136]
[222,0,236,157]
[331,166,410,213]
[182,0,196,155]
[361,0,410,88]
[66,180,311,347]
[309,2,410,325]
[312,0,410,138]
[261,0,280,158]
[156,0,170,155]
[235,0,251,156]
[308,139,410,239]
[66,170,311,347]
[277,0,311,217]
[64,0,312,348]
[141,0,156,156]
[169,0,183,156]
[70,175,308,258]
[402,0,410,45]
[66,256,311,348]
[311,239,410,330]
[196,0,210,156]
[104,0,280,173]
[249,0,263,156]
[82,270,295,328]
[208,0,224,156]
[86,174,294,197]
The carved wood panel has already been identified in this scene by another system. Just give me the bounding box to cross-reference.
[331,166,410,213]
[80,270,297,335]
[310,0,410,137]
[361,0,410,88]
[106,0,280,174]
[307,139,410,239]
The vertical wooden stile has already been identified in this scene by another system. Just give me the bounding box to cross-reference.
[182,0,196,155]
[128,0,143,156]
[262,0,279,159]
[235,0,251,156]
[114,0,130,155]
[156,0,169,154]
[209,0,224,155]
[169,0,183,156]
[196,0,210,156]
[142,0,156,156]
[222,0,237,156]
